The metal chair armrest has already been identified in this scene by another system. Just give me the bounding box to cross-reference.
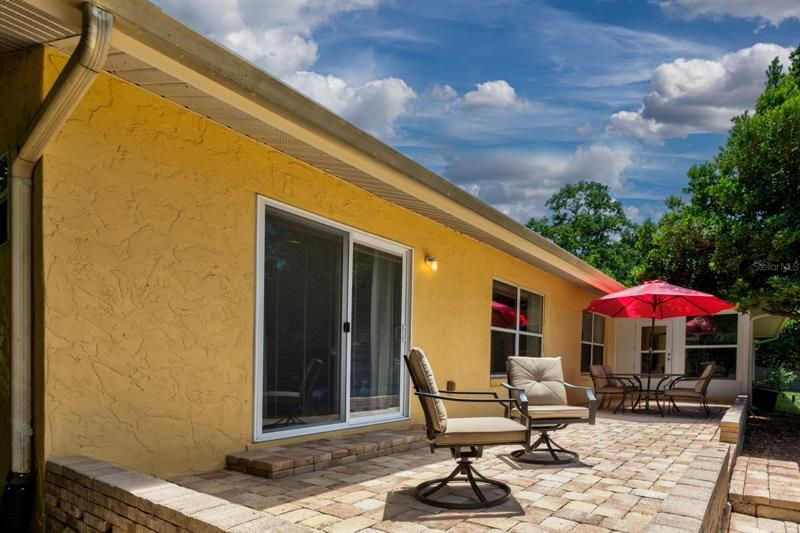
[500,383,529,419]
[414,391,517,419]
[562,382,597,423]
[607,373,642,389]
[444,390,499,398]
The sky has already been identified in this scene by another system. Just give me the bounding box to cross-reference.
[153,0,800,224]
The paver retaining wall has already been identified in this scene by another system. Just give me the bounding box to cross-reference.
[644,445,732,533]
[45,456,308,532]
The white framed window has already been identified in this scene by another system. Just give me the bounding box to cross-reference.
[490,279,543,375]
[685,313,738,379]
[580,311,605,373]
[253,196,412,441]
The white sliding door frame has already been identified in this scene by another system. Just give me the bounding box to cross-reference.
[253,196,412,442]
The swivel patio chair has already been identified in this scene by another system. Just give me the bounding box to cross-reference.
[505,356,597,465]
[663,361,716,417]
[589,364,640,414]
[404,348,527,509]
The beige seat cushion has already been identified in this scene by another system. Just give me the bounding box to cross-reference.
[507,356,567,406]
[407,348,447,432]
[434,417,526,447]
[527,405,589,420]
[695,363,716,393]
[663,388,703,398]
[590,364,617,388]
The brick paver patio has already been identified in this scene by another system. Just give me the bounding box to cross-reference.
[172,414,724,532]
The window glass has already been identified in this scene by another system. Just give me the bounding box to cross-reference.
[581,312,593,343]
[686,347,736,378]
[580,311,606,373]
[491,281,518,329]
[519,289,543,334]
[490,280,543,374]
[685,315,738,346]
[593,314,605,344]
[490,330,516,374]
[519,334,542,357]
[685,314,738,379]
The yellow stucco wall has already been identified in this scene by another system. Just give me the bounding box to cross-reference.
[34,47,612,478]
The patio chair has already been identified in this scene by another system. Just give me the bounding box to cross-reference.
[264,358,323,427]
[589,364,639,414]
[662,361,716,417]
[404,348,527,509]
[504,356,597,465]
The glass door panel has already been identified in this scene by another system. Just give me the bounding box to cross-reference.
[349,243,403,418]
[639,324,669,374]
[262,208,345,432]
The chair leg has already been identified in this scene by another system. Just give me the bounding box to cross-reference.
[670,397,680,412]
[414,448,511,509]
[511,430,579,465]
[613,393,625,414]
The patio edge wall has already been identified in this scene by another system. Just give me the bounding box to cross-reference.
[44,456,307,532]
[644,445,732,533]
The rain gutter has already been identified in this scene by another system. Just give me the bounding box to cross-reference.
[2,3,112,529]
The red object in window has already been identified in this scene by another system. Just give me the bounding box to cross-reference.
[492,300,528,329]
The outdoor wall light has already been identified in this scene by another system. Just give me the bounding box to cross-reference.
[424,256,439,272]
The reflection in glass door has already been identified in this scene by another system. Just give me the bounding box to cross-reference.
[262,208,345,431]
[350,244,404,418]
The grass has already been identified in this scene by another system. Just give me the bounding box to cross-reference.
[777,391,800,415]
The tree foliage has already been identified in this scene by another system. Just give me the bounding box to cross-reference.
[639,44,800,316]
[527,181,638,285]
[529,44,800,319]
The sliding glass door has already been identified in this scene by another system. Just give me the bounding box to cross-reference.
[256,199,409,439]
[350,243,404,419]
[261,208,346,430]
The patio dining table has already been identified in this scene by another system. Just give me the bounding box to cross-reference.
[630,373,684,416]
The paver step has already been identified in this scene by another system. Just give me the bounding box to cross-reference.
[730,455,800,522]
[226,426,427,479]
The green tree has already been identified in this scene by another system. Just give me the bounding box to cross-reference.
[640,45,800,316]
[527,181,638,284]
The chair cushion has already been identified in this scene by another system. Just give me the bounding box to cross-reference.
[527,405,589,420]
[434,417,526,446]
[407,348,447,432]
[695,363,716,393]
[663,388,703,398]
[507,356,567,406]
[590,364,618,388]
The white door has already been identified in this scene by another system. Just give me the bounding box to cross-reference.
[635,320,673,374]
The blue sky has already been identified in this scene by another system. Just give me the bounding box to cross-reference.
[155,0,800,224]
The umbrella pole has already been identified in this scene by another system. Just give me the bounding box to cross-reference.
[649,299,656,373]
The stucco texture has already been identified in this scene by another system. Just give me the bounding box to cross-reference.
[36,47,611,478]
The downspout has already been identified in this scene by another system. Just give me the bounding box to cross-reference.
[2,3,112,529]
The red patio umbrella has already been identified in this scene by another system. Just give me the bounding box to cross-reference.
[585,280,734,371]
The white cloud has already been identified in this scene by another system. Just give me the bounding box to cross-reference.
[609,43,793,144]
[460,80,527,110]
[659,0,800,26]
[430,84,458,101]
[287,72,416,138]
[155,0,421,140]
[445,144,634,221]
